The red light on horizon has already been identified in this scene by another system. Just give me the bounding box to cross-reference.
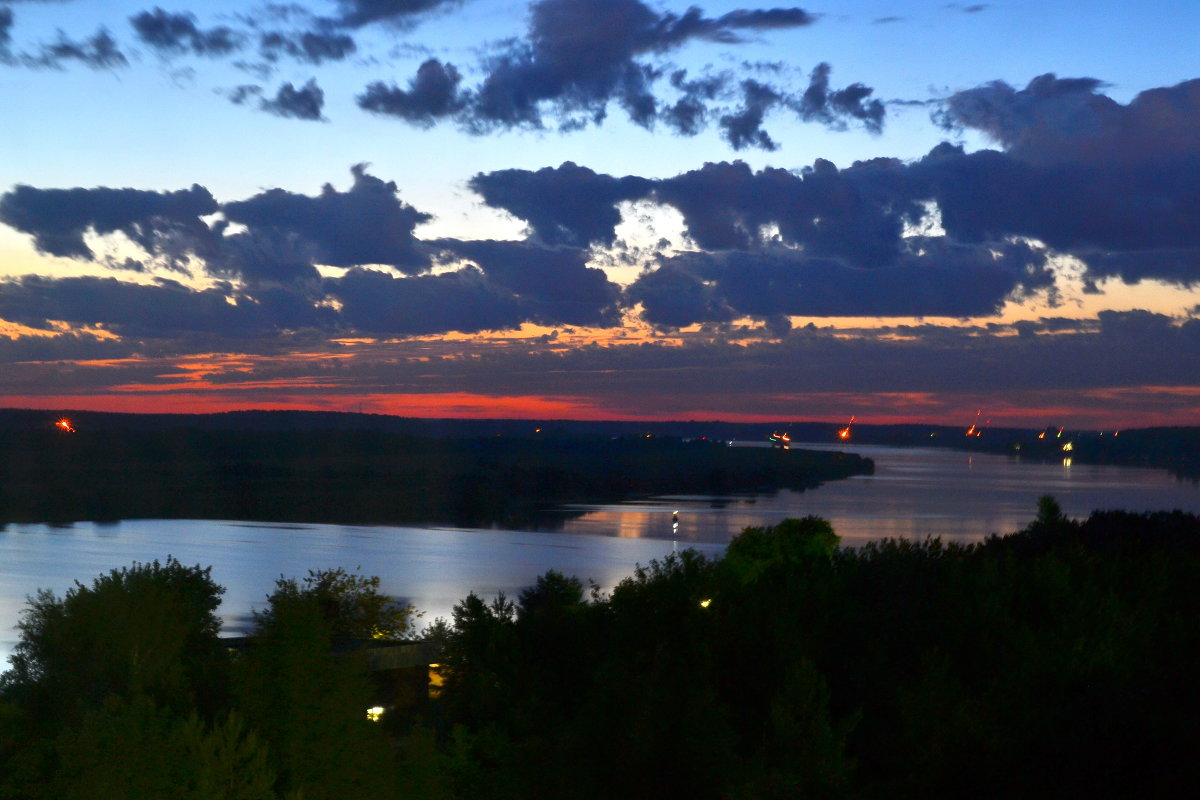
[55,418,76,433]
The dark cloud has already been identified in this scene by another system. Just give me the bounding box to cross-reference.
[467,162,652,247]
[260,78,326,120]
[472,158,922,267]
[720,79,783,150]
[629,238,1053,327]
[209,227,325,287]
[0,183,217,260]
[661,69,725,135]
[0,9,13,48]
[437,239,622,326]
[654,159,922,266]
[1079,250,1200,285]
[915,141,1200,257]
[357,58,465,126]
[624,261,736,328]
[794,62,885,133]
[130,7,242,56]
[939,73,1200,165]
[472,76,1200,288]
[469,0,811,129]
[359,0,836,145]
[227,83,263,106]
[327,266,524,335]
[333,0,464,29]
[259,29,356,63]
[22,28,127,69]
[0,275,287,338]
[221,164,431,272]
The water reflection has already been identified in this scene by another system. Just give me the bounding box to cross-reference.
[552,443,1200,545]
[4,443,1200,666]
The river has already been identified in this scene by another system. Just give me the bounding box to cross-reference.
[3,443,1198,664]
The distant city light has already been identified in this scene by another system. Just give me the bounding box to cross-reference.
[55,418,75,433]
[366,706,385,722]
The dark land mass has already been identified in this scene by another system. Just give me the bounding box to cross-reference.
[4,506,1200,798]
[0,409,872,526]
[2,407,1197,483]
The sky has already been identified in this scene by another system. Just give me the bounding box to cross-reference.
[0,0,1198,429]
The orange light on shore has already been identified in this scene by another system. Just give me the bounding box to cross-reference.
[55,418,75,433]
[838,416,855,440]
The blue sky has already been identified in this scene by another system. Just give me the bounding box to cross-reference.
[1,0,1198,427]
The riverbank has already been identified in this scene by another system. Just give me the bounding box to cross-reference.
[0,427,872,526]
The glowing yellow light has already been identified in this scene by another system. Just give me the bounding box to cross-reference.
[1063,457,1073,468]
[1038,431,1045,439]
[366,706,385,722]
[428,664,446,699]
[1062,442,1073,452]
[699,598,712,608]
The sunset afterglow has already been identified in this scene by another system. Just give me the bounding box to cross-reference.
[0,1,1197,427]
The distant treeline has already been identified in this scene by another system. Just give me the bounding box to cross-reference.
[3,503,1199,798]
[0,421,871,526]
[2,408,1195,478]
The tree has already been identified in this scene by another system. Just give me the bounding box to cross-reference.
[0,557,227,721]
[50,697,277,800]
[723,517,840,584]
[233,570,403,800]
[251,566,415,644]
[1028,494,1075,536]
[516,570,585,620]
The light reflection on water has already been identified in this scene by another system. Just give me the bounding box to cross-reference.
[3,443,1198,665]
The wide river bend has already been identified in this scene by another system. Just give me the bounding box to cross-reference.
[3,443,1198,664]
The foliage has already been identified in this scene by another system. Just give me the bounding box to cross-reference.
[4,501,1200,797]
[234,570,403,800]
[51,698,276,800]
[252,566,416,643]
[0,557,227,721]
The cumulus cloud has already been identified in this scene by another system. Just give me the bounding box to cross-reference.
[358,0,864,146]
[719,79,784,150]
[333,0,465,29]
[258,29,356,64]
[629,239,1053,328]
[260,78,326,120]
[0,9,13,49]
[939,73,1200,166]
[437,239,622,326]
[473,158,922,268]
[0,183,217,260]
[467,162,652,247]
[130,7,242,56]
[358,58,465,126]
[472,75,1200,293]
[21,28,127,69]
[0,275,284,337]
[327,266,525,335]
[794,62,885,133]
[221,164,431,272]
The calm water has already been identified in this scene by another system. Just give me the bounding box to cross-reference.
[3,444,1198,665]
